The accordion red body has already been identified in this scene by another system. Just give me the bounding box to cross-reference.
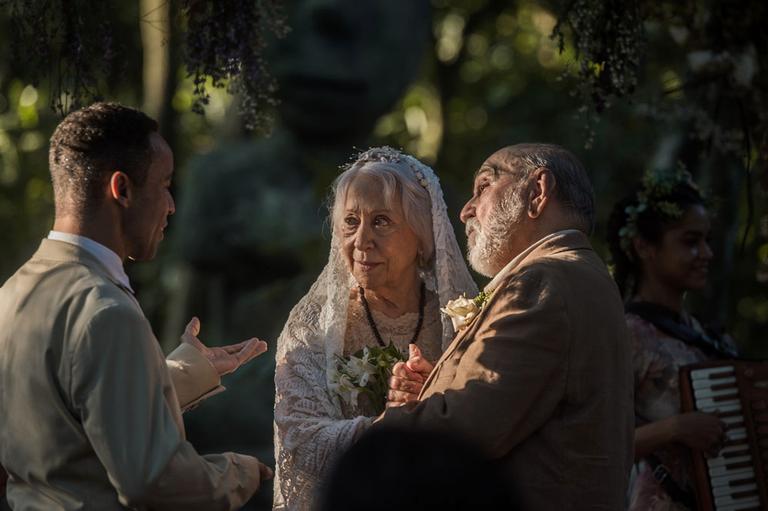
[679,360,768,510]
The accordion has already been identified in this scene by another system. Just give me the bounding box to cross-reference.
[679,360,768,510]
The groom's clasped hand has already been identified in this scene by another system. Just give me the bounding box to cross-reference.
[387,344,433,406]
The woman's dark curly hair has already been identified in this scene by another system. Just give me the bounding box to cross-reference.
[606,180,706,299]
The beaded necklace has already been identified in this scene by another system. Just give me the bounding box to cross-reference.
[358,282,426,348]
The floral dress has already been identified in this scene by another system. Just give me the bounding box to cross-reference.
[627,310,737,511]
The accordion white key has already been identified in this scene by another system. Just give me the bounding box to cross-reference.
[679,361,768,511]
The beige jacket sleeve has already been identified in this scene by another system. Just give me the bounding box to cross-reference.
[376,266,570,457]
[166,343,225,412]
[70,303,261,510]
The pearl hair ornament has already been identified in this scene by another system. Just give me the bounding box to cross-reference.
[350,146,430,189]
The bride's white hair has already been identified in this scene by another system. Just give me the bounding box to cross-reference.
[329,154,435,266]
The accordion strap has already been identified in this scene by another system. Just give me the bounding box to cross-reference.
[625,301,736,359]
[647,454,697,509]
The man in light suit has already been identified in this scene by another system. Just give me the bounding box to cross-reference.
[382,144,634,509]
[0,102,271,510]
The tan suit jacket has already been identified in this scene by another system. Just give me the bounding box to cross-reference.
[0,240,260,510]
[378,231,634,510]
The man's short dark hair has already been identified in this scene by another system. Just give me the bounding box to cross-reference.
[48,102,159,217]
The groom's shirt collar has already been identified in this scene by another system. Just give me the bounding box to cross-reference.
[484,229,582,294]
[47,230,134,293]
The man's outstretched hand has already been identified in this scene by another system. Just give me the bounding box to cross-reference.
[181,317,268,377]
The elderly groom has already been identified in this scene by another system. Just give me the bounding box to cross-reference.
[0,103,270,510]
[382,144,634,509]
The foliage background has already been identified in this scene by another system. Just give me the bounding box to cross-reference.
[2,0,764,353]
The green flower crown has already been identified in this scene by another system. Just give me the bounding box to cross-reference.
[619,164,701,256]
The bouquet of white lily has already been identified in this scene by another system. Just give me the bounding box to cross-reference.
[329,343,406,414]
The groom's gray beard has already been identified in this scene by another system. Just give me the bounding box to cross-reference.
[466,187,525,277]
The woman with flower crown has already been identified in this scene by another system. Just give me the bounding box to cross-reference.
[272,147,477,510]
[606,168,739,511]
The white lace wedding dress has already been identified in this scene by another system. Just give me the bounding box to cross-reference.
[272,148,477,510]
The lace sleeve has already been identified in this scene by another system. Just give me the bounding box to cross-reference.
[273,310,373,510]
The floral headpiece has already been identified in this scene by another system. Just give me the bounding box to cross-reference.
[350,146,429,189]
[619,164,701,256]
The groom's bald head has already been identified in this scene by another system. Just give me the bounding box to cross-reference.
[477,143,594,234]
[461,143,595,277]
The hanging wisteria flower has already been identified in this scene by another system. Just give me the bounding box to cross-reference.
[329,344,406,414]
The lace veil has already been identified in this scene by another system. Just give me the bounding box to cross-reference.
[273,147,477,510]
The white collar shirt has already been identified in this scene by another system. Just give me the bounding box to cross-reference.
[47,231,134,293]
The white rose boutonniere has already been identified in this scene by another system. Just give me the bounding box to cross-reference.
[441,290,492,331]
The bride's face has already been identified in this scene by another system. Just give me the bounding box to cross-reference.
[339,174,420,292]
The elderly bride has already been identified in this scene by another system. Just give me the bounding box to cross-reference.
[273,147,477,509]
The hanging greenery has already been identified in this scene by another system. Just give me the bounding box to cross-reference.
[552,0,767,164]
[0,0,116,113]
[182,0,288,132]
[0,0,287,131]
[552,0,645,113]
